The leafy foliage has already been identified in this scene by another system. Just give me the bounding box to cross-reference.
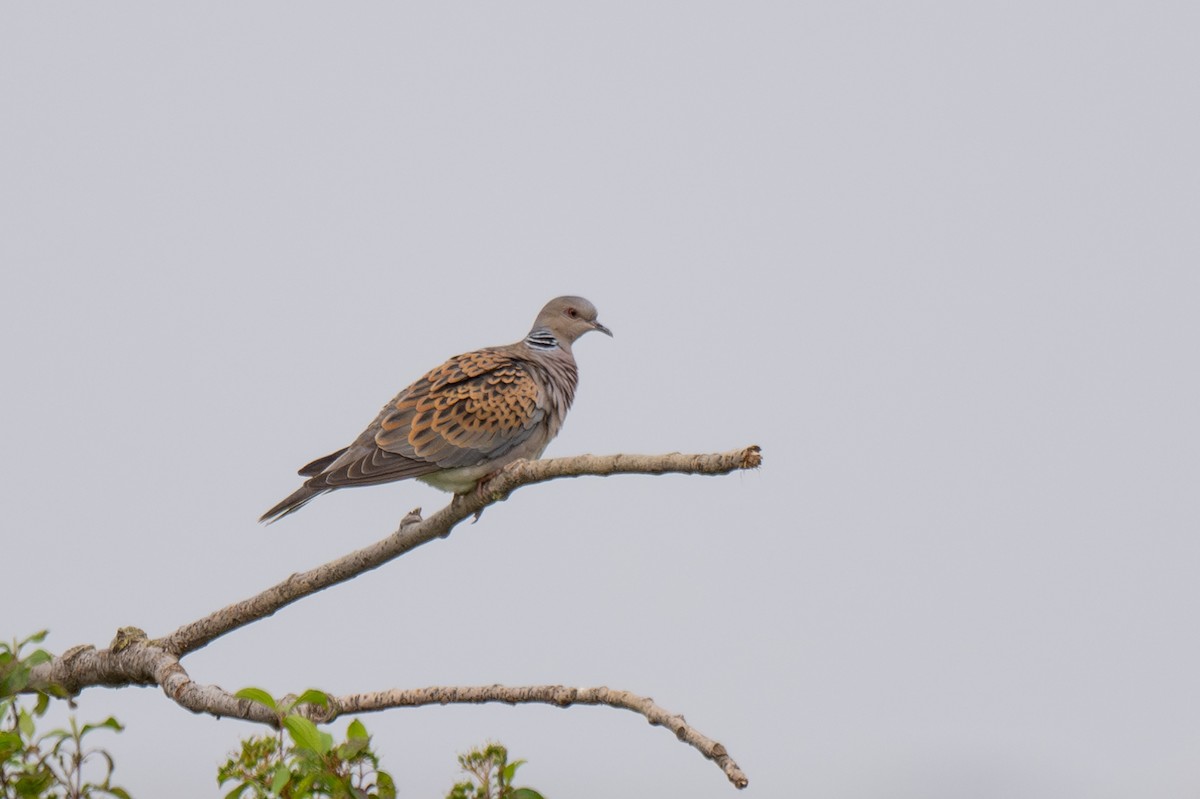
[0,632,130,799]
[218,688,395,799]
[446,743,545,799]
[6,638,544,798]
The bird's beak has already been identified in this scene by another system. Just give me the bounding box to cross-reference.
[592,320,613,337]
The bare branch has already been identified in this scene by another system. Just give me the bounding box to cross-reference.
[22,447,761,790]
[326,684,749,789]
[163,447,761,657]
[31,637,301,725]
[38,638,751,788]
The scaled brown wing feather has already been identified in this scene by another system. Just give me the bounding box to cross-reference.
[378,350,544,468]
[310,350,544,489]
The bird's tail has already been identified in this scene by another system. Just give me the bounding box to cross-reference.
[259,483,328,524]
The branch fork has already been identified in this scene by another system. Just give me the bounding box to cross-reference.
[25,446,761,789]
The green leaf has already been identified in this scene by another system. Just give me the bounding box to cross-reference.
[34,691,50,716]
[294,688,330,707]
[19,630,49,648]
[282,715,327,754]
[44,682,71,699]
[81,716,124,736]
[271,762,291,794]
[336,736,368,760]
[24,649,52,668]
[0,730,23,759]
[13,770,55,797]
[346,718,368,741]
[375,770,397,799]
[234,687,277,711]
[223,782,250,799]
[447,780,473,799]
[107,788,133,799]
[17,707,35,738]
[510,789,546,799]
[0,669,26,697]
[293,772,317,795]
[501,759,526,785]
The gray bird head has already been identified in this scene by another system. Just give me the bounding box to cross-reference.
[529,296,613,346]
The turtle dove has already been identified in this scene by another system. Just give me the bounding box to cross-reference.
[260,296,611,523]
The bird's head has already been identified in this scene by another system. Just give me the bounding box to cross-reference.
[532,296,613,345]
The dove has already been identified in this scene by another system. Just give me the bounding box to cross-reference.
[261,296,611,523]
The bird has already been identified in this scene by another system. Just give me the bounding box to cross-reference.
[260,296,612,523]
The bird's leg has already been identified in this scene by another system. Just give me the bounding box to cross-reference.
[471,479,492,523]
[469,461,524,522]
[471,508,486,523]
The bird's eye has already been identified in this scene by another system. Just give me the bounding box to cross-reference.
[566,307,578,318]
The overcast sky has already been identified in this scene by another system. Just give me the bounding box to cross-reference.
[3,3,1198,797]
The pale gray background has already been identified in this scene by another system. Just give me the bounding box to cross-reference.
[3,3,1198,797]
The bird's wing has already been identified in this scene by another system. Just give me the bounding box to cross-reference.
[313,349,545,488]
[297,448,348,476]
[377,349,545,467]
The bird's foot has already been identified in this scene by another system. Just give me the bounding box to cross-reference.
[474,473,497,499]
[469,468,508,523]
[471,482,492,523]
